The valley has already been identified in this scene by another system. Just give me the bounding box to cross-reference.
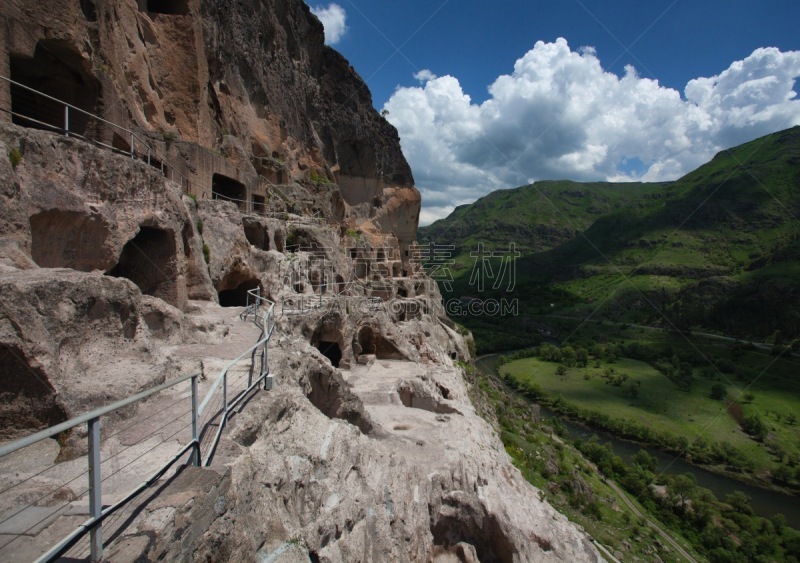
[422,126,800,558]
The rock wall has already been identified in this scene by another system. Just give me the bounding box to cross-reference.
[0,119,600,559]
[0,0,419,263]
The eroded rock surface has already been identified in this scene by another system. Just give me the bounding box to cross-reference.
[191,354,600,562]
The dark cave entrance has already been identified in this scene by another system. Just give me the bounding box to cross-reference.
[212,174,246,210]
[356,326,404,360]
[80,0,97,21]
[0,344,67,439]
[252,195,266,214]
[147,0,189,15]
[218,278,261,307]
[243,220,269,251]
[10,40,101,136]
[107,226,178,305]
[316,341,342,368]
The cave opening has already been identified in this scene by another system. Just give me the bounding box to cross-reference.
[212,173,246,210]
[243,221,268,250]
[30,210,112,271]
[10,40,101,136]
[0,344,67,439]
[252,195,266,214]
[107,226,178,304]
[218,278,261,307]
[356,326,403,360]
[310,270,327,294]
[147,0,189,15]
[80,0,97,21]
[431,508,517,563]
[316,341,342,368]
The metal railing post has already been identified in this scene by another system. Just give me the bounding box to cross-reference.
[88,417,103,561]
[247,351,254,388]
[191,376,199,466]
[263,345,269,388]
[223,372,228,415]
[64,105,69,137]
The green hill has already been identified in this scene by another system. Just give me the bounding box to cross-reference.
[419,126,800,352]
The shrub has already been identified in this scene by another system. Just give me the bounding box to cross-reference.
[202,243,211,264]
[710,383,727,401]
[161,130,177,147]
[8,147,22,170]
[742,414,768,441]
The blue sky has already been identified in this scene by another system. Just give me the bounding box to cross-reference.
[311,1,800,224]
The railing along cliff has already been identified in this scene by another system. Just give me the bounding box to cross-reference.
[0,75,193,195]
[0,289,275,562]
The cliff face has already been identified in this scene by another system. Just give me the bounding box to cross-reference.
[0,1,600,561]
[0,0,419,253]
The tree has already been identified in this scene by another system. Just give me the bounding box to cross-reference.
[575,347,589,368]
[771,513,786,535]
[725,491,753,515]
[710,383,727,401]
[538,343,562,363]
[742,414,768,441]
[633,449,657,473]
[561,345,577,367]
[669,473,696,510]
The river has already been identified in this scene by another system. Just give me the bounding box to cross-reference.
[476,353,800,529]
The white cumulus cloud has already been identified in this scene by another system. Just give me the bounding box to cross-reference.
[383,39,800,225]
[414,69,438,83]
[311,3,347,45]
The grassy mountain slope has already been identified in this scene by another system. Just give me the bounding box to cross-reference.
[419,126,800,350]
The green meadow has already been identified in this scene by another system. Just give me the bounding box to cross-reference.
[498,333,800,487]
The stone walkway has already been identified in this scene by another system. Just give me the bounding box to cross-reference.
[0,303,263,561]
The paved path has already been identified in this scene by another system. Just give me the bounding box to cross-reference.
[602,477,699,563]
[0,304,262,561]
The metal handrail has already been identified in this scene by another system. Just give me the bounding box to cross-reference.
[0,292,277,560]
[0,371,198,459]
[199,288,275,466]
[0,371,200,562]
[0,74,193,194]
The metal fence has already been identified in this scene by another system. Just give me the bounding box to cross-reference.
[0,291,275,562]
[0,75,193,195]
[198,289,275,466]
